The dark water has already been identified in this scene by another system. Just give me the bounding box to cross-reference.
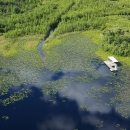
[0,64,130,130]
[0,29,130,130]
[38,29,54,58]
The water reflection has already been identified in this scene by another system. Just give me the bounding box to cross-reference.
[51,72,64,81]
[0,82,130,130]
[37,115,76,130]
[58,79,112,114]
[97,64,110,76]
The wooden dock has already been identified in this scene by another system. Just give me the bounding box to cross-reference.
[104,60,117,71]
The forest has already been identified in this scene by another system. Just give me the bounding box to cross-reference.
[0,0,130,57]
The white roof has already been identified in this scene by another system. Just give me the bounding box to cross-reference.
[108,56,118,62]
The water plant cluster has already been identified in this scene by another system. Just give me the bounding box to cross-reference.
[0,49,43,98]
[41,78,71,96]
[44,33,100,73]
[84,85,114,98]
[0,70,21,96]
[2,116,9,120]
[0,88,32,106]
[95,119,103,129]
[43,32,130,120]
[70,69,99,83]
[80,105,90,112]
[81,65,130,119]
[111,66,130,119]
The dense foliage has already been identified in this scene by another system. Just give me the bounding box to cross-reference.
[102,28,130,56]
[1,0,130,57]
[0,0,130,38]
[53,0,130,36]
[0,0,75,38]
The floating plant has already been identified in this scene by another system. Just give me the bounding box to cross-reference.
[0,88,32,106]
[43,33,101,73]
[96,119,104,128]
[2,116,9,120]
[80,105,90,112]
[62,94,70,99]
[49,100,56,104]
[41,78,71,96]
[0,48,43,97]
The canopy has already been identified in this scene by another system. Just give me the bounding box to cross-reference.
[108,56,118,62]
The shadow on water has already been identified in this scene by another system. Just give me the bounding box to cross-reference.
[0,86,130,130]
[51,72,64,81]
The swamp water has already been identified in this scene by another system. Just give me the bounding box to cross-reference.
[0,30,130,130]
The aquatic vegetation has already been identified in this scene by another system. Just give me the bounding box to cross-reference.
[62,100,66,102]
[116,124,120,128]
[43,33,130,118]
[44,33,101,73]
[84,85,114,99]
[81,65,130,119]
[71,69,99,83]
[96,119,104,128]
[80,105,90,112]
[41,78,71,96]
[0,88,32,106]
[2,116,9,120]
[62,94,70,99]
[0,48,43,97]
[49,100,56,104]
[96,100,102,106]
[0,71,20,96]
[115,124,127,130]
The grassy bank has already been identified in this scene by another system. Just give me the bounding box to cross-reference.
[82,30,130,66]
[0,35,44,57]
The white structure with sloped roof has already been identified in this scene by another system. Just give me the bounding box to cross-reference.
[104,56,118,71]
